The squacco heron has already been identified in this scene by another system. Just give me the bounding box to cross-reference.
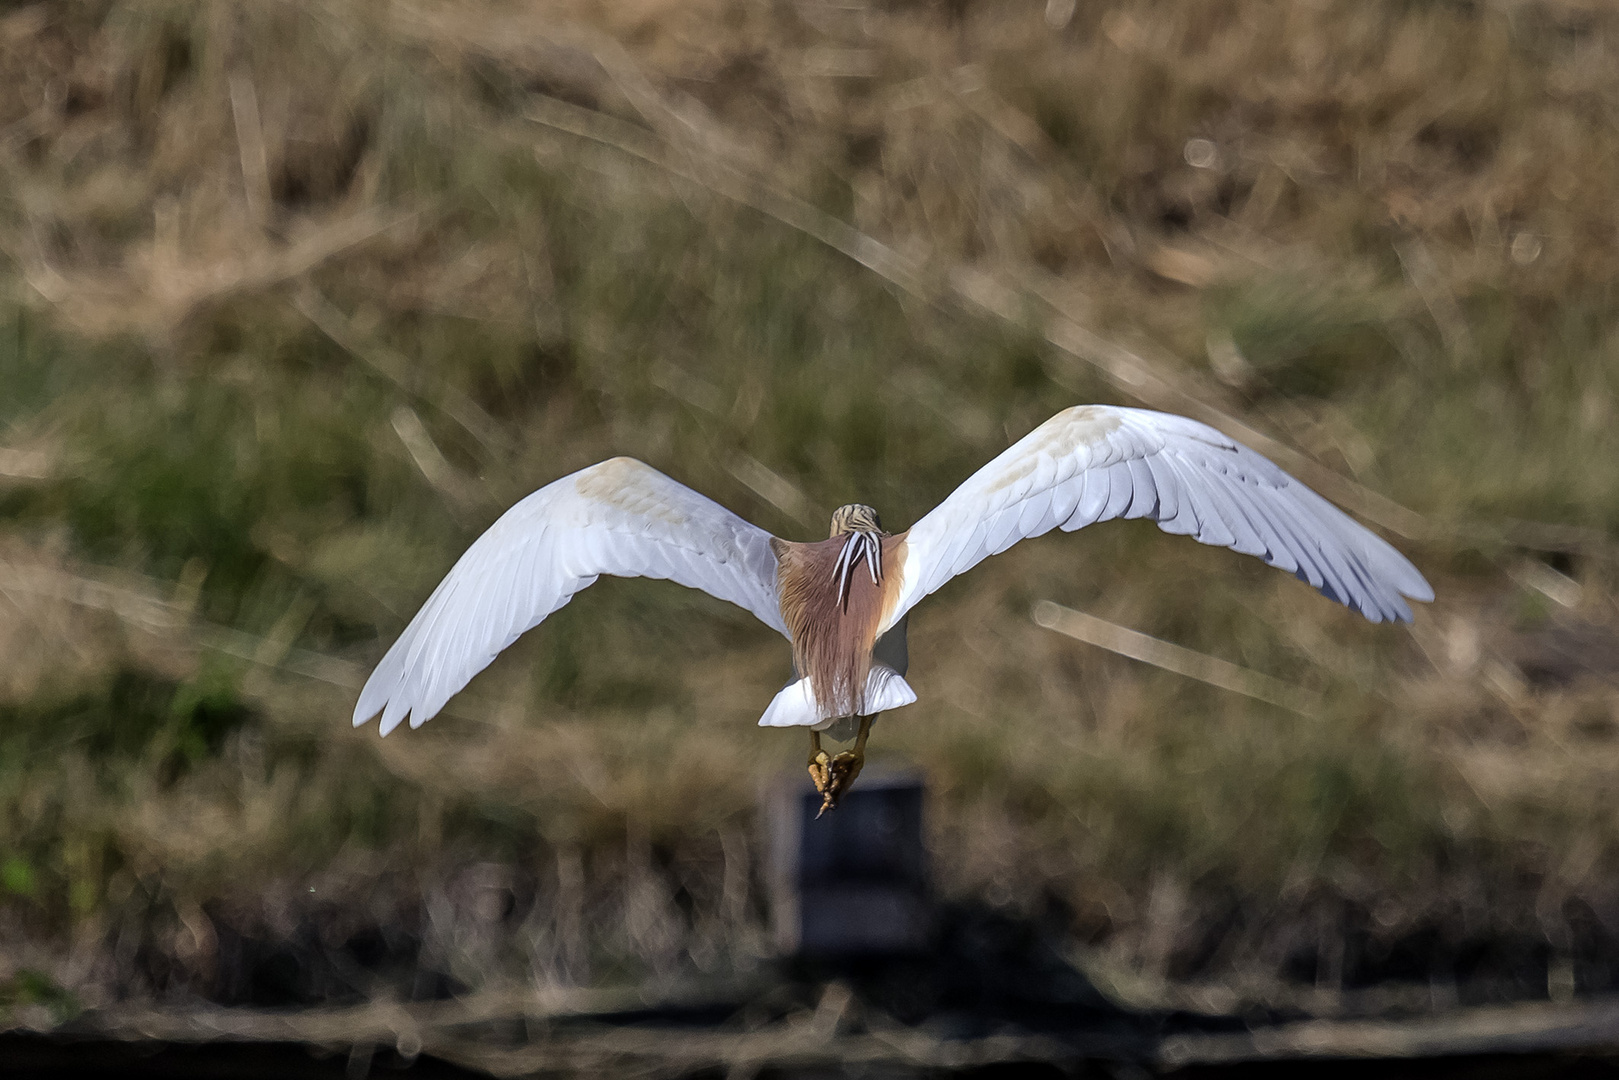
[353,405,1432,813]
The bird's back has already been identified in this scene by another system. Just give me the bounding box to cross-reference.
[771,533,908,718]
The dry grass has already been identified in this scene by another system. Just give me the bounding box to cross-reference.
[2,0,1619,1021]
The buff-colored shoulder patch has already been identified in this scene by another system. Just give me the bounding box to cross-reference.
[985,406,1123,494]
[573,457,687,524]
[879,531,908,627]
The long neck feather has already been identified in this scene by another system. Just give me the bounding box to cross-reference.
[833,530,882,608]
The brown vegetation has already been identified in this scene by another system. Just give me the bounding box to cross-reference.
[2,0,1619,1026]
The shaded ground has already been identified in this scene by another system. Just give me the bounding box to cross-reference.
[7,1039,1619,1080]
[9,902,1619,1078]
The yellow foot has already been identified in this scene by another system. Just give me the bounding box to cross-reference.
[806,718,872,817]
[808,747,864,818]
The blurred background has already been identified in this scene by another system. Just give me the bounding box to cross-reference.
[3,0,1619,1070]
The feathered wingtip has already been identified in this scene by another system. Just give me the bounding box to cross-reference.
[351,657,420,735]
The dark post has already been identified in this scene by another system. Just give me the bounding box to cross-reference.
[766,769,933,956]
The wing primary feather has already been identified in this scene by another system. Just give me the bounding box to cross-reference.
[1269,493,1358,609]
[1144,454,1182,526]
[949,515,989,579]
[1018,488,1058,539]
[1223,482,1297,574]
[1144,454,1198,536]
[1293,485,1433,604]
[1067,470,1108,530]
[1101,462,1135,521]
[394,574,467,702]
[1251,487,1330,592]
[1331,521,1408,620]
[1337,546,1393,621]
[1160,454,1226,543]
[984,506,1024,557]
[1183,469,1238,548]
[1124,457,1159,519]
[379,695,410,737]
[1049,471,1082,527]
[1193,466,1263,555]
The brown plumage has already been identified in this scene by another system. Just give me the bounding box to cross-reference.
[771,507,908,719]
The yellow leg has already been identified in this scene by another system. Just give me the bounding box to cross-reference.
[806,716,873,817]
[852,714,872,758]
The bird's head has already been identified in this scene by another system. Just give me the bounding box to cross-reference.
[829,503,883,538]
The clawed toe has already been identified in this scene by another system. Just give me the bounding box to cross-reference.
[808,749,864,817]
[806,718,873,817]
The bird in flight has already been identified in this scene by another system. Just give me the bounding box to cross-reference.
[353,405,1432,814]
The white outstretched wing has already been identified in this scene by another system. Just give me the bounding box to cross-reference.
[354,457,785,734]
[883,405,1432,631]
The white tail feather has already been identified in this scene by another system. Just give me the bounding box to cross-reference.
[757,663,916,728]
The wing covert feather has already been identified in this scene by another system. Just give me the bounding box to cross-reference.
[355,458,784,734]
[884,406,1431,631]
